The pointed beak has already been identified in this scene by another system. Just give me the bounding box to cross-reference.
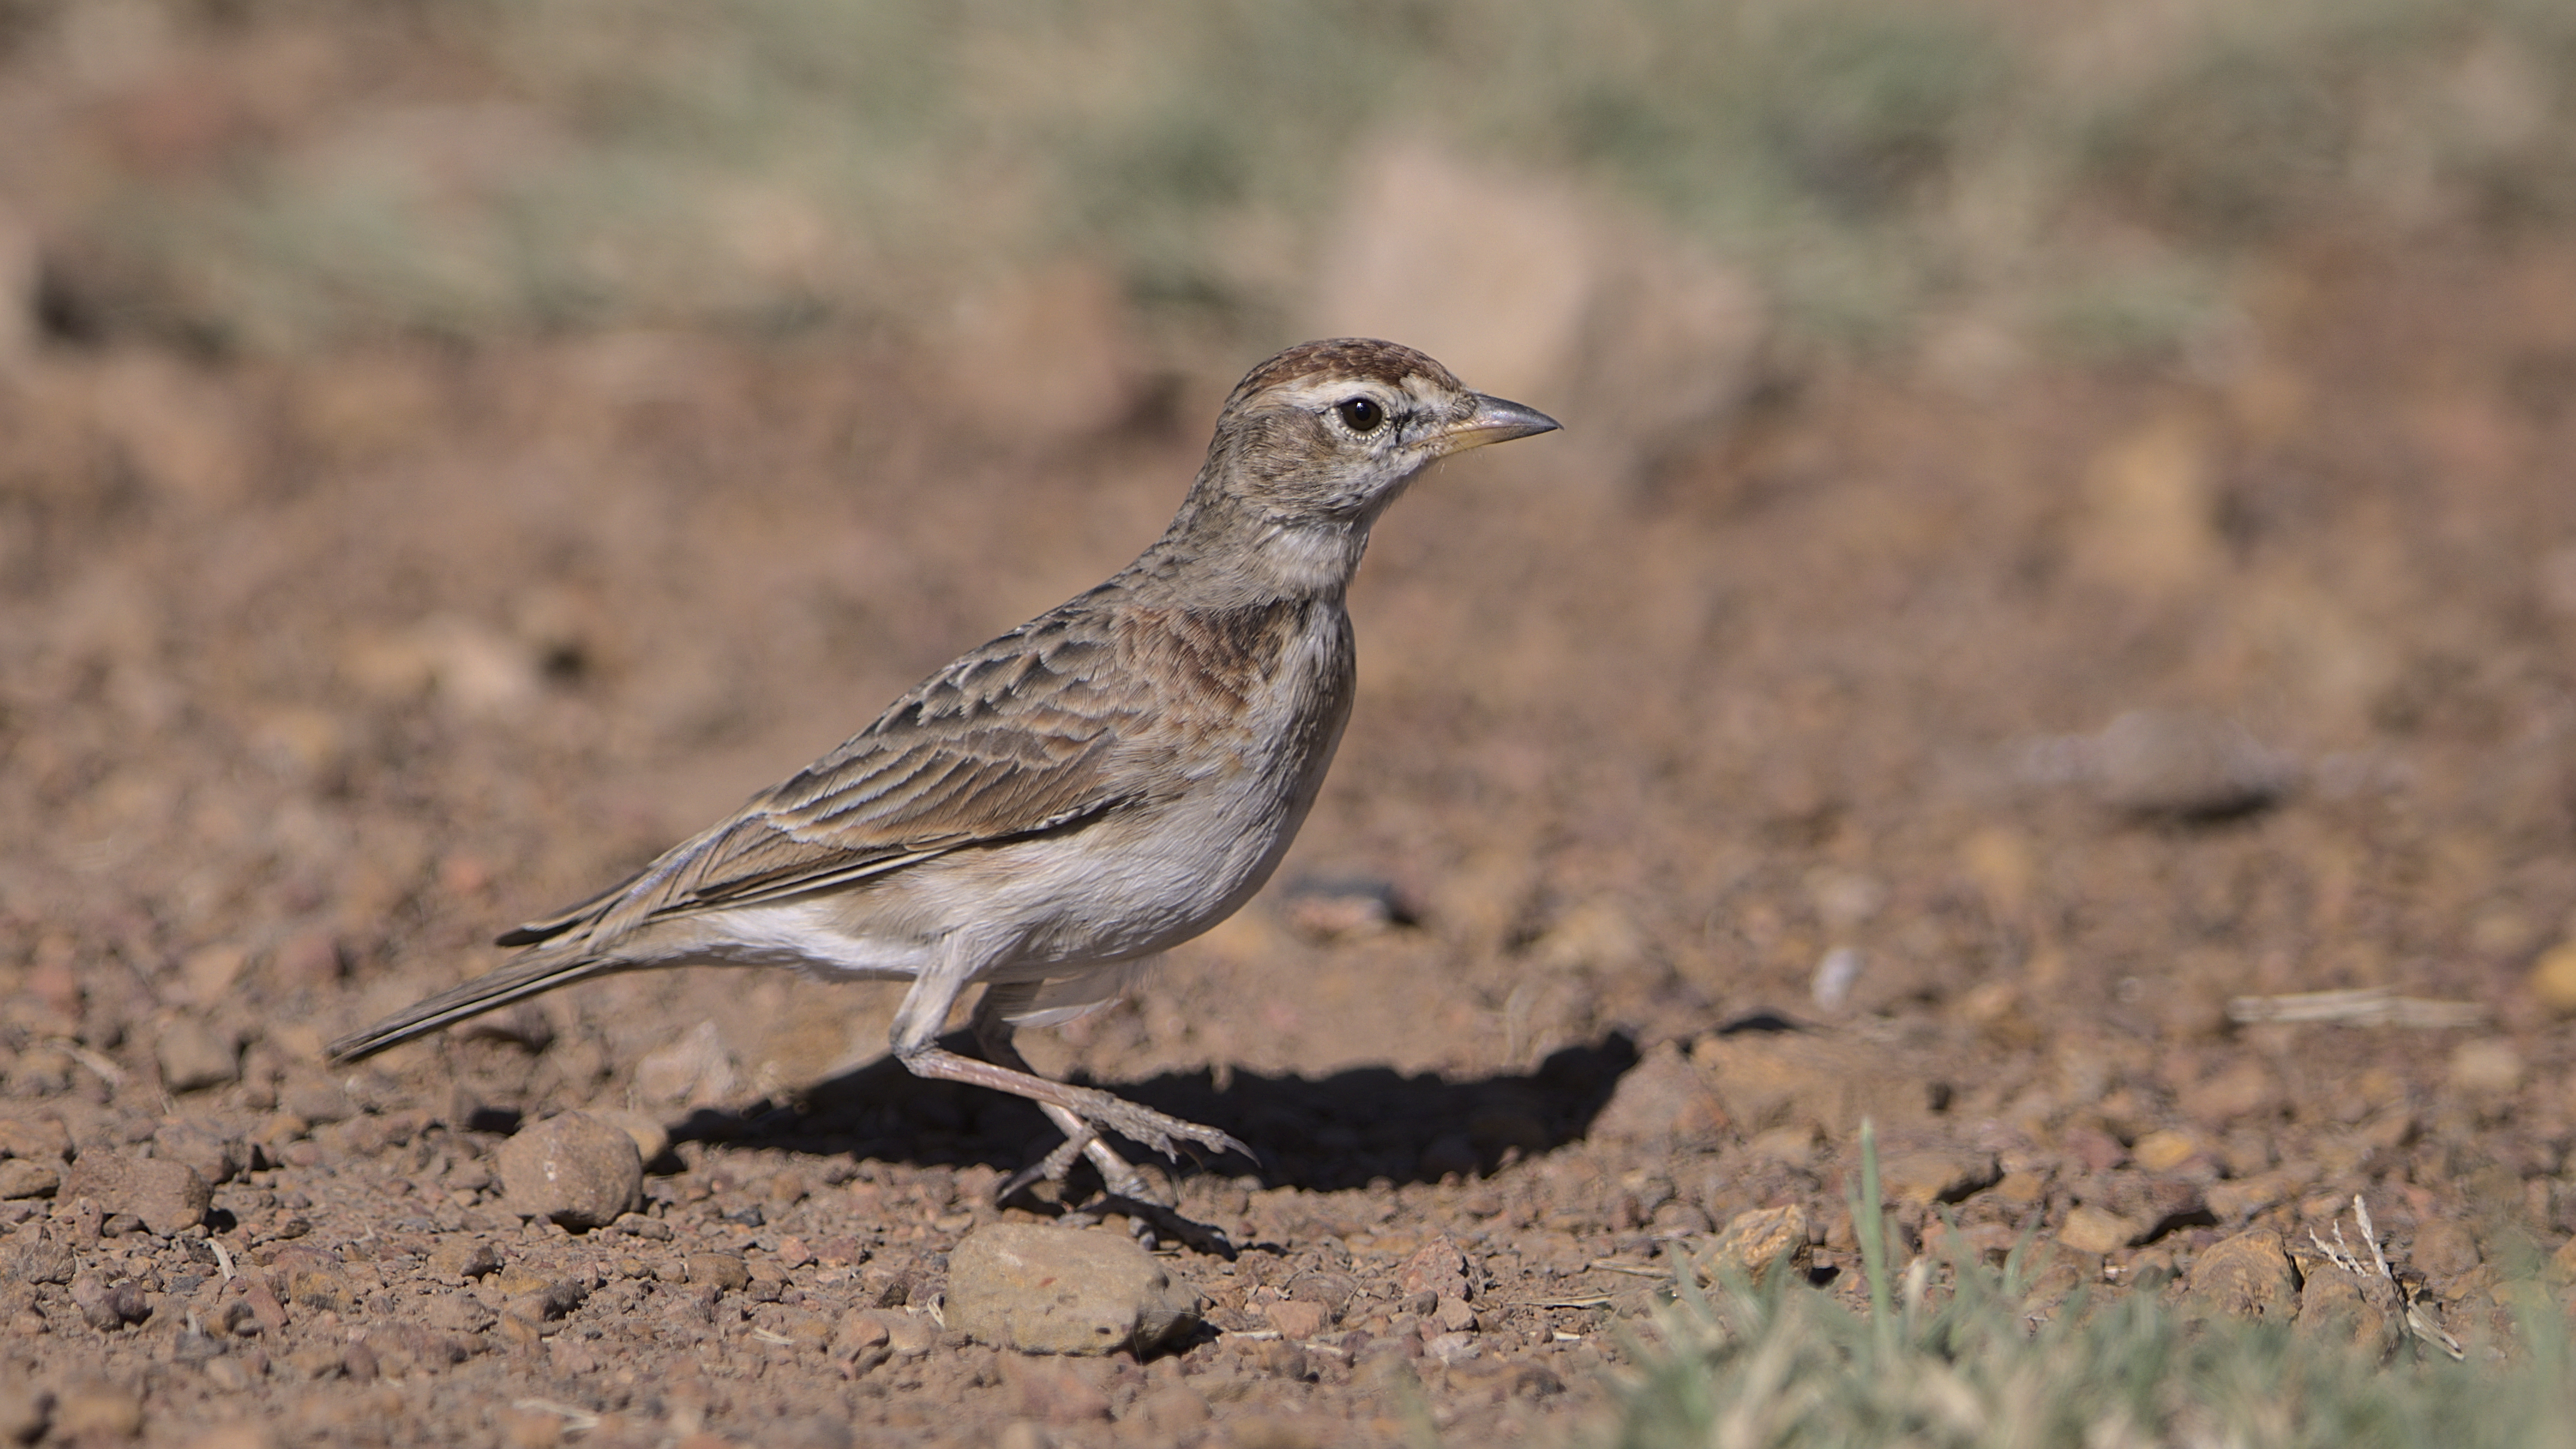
[1439,393,1561,452]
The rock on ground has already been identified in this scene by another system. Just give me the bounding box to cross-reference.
[2296,1261,2401,1357]
[2058,1205,2140,1256]
[154,1018,241,1093]
[57,1151,209,1237]
[2176,1229,2301,1324]
[590,1110,671,1165]
[0,1159,58,1200]
[946,1223,1200,1357]
[1879,1149,2001,1207]
[496,1112,643,1229]
[1690,1205,1812,1286]
[1587,1041,1729,1150]
[152,1120,247,1186]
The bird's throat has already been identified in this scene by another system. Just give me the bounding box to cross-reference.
[1148,495,1368,606]
[1241,517,1369,599]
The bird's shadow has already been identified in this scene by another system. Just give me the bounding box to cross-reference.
[666,1031,1641,1196]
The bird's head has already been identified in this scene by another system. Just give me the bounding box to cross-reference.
[1169,338,1558,596]
[1210,337,1559,523]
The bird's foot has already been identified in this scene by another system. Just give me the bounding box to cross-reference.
[1047,1081,1252,1168]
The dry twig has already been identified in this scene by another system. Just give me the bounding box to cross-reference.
[2308,1195,2464,1361]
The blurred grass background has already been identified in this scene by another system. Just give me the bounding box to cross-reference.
[5,0,2572,367]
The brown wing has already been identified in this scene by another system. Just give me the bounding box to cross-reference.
[503,605,1151,949]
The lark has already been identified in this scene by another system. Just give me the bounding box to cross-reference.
[330,338,1559,1199]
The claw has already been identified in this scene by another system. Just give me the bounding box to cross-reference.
[995,1131,1095,1204]
[1050,1082,1250,1169]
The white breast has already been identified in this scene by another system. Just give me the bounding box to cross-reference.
[955,601,1356,973]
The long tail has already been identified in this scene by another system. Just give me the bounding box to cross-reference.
[326,949,626,1062]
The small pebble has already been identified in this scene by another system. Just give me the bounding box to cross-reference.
[684,1253,749,1292]
[0,1117,71,1162]
[1261,1298,1328,1340]
[833,1306,933,1369]
[592,1111,671,1166]
[278,1078,355,1126]
[2448,1039,2524,1096]
[1394,1236,1470,1302]
[155,1019,241,1094]
[1258,1338,1311,1380]
[1810,946,1864,1010]
[1587,1042,1728,1149]
[497,1112,643,1230]
[2130,1129,2202,1174]
[272,931,346,989]
[269,1246,357,1312]
[2057,1205,2138,1256]
[2089,709,2296,818]
[1877,1149,2000,1207]
[0,1160,59,1200]
[2176,1229,2299,1324]
[833,1311,893,1373]
[2298,1261,2399,1357]
[1689,1204,1812,1286]
[152,1122,249,1187]
[427,1239,503,1279]
[1422,1331,1479,1364]
[2529,941,2576,1013]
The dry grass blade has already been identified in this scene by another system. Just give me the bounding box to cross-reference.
[511,1399,602,1432]
[2228,988,2489,1030]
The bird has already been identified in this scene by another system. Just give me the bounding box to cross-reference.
[328,337,1559,1203]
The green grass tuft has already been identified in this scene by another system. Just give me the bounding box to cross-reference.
[1609,1124,2576,1449]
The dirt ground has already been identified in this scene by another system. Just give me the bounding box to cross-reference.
[2,230,2575,1447]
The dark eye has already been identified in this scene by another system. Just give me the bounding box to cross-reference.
[1335,397,1384,433]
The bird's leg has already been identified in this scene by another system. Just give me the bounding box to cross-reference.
[888,947,1250,1177]
[971,984,1160,1205]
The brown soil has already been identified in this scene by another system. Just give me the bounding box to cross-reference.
[4,236,2576,1447]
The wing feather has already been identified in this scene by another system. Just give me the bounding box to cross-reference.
[503,609,1158,950]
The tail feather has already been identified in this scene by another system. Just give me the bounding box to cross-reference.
[326,949,623,1063]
